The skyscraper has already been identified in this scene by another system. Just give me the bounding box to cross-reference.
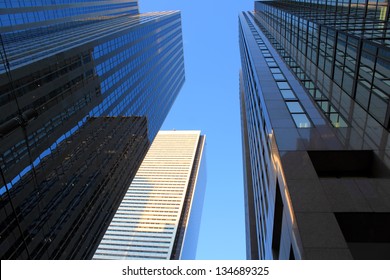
[93,131,206,260]
[240,1,390,260]
[0,1,185,259]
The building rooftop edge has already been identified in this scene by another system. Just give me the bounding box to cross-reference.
[158,130,202,135]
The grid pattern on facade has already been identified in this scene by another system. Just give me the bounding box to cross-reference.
[244,13,313,128]
[93,131,201,260]
[240,71,260,260]
[0,0,139,33]
[255,0,390,128]
[0,117,149,259]
[170,135,206,260]
[1,10,185,196]
[240,0,390,260]
[249,11,348,128]
[239,13,275,259]
[0,1,185,259]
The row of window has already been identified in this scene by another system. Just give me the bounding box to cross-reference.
[265,0,389,25]
[254,12,349,128]
[98,241,170,250]
[126,188,185,192]
[0,2,137,27]
[95,247,169,255]
[102,237,171,244]
[112,217,177,222]
[0,117,147,259]
[104,231,173,238]
[110,221,176,227]
[0,0,135,7]
[258,1,390,128]
[114,212,179,218]
[89,15,183,139]
[0,76,96,175]
[250,15,313,129]
[241,13,275,260]
[93,250,167,260]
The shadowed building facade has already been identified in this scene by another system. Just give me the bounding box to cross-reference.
[0,0,185,259]
[93,131,206,260]
[240,0,390,260]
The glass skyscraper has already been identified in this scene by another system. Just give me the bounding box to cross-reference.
[93,131,206,260]
[240,0,390,259]
[0,1,185,259]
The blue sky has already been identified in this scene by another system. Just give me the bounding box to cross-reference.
[140,1,254,260]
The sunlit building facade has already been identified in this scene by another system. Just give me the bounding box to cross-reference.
[0,1,185,259]
[240,0,390,260]
[93,131,206,260]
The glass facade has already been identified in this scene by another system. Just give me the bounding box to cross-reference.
[0,1,185,259]
[0,0,138,31]
[1,116,149,259]
[239,14,275,259]
[240,0,390,260]
[255,0,390,128]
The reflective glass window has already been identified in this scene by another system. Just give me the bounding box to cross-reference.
[286,101,304,113]
[292,114,311,128]
[280,89,296,99]
[273,73,285,81]
[276,81,290,90]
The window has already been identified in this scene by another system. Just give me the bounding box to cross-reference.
[286,101,304,113]
[273,73,285,81]
[291,113,311,128]
[280,89,296,99]
[276,81,290,90]
[270,67,281,74]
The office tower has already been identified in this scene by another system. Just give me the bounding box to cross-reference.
[0,1,185,259]
[239,1,390,260]
[93,131,206,260]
